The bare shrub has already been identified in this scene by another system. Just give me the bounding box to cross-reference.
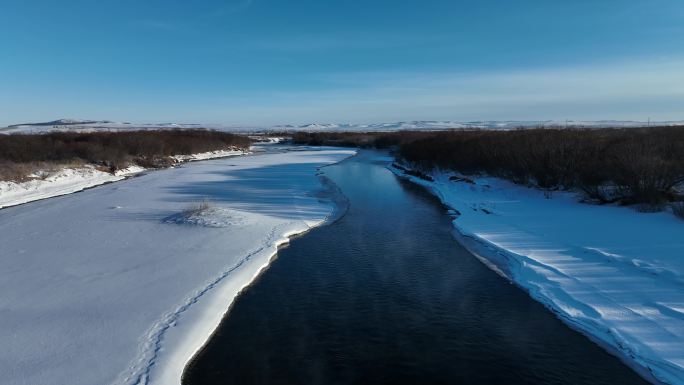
[0,162,35,182]
[224,126,684,207]
[292,126,684,206]
[0,130,252,180]
[183,199,212,217]
[0,161,84,182]
[634,203,664,213]
[397,126,684,206]
[672,202,684,220]
[290,131,432,148]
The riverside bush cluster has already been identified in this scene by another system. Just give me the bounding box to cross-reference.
[0,129,251,179]
[398,127,684,206]
[291,127,684,206]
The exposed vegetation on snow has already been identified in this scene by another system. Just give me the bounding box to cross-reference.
[293,126,684,208]
[0,130,251,181]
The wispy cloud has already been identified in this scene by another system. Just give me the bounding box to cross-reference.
[131,0,254,32]
[238,32,448,52]
[212,0,253,17]
[132,19,183,32]
[201,57,684,124]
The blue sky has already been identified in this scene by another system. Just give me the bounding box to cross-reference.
[1,0,683,126]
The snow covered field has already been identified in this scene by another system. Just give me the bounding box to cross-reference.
[0,150,246,209]
[391,166,684,384]
[0,148,355,385]
[5,118,684,135]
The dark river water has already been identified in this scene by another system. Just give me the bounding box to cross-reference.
[183,150,648,385]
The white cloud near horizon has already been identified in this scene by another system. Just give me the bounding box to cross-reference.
[2,57,683,127]
[187,57,684,125]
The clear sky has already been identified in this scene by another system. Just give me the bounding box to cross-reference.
[1,0,683,126]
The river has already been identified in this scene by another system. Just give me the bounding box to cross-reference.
[183,149,648,385]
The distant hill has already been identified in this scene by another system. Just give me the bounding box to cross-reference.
[272,119,684,131]
[7,118,115,127]
[3,118,683,135]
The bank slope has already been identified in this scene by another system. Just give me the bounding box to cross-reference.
[0,149,355,385]
[0,150,248,209]
[391,166,684,385]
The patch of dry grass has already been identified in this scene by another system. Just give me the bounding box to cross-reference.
[0,160,86,182]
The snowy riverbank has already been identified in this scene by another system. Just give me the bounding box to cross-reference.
[0,149,247,209]
[391,165,684,385]
[0,148,355,385]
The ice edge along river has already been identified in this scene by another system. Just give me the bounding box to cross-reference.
[0,147,356,385]
[121,148,358,385]
[390,165,684,385]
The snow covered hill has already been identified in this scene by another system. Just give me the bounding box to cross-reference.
[0,119,214,134]
[7,118,110,127]
[273,120,684,131]
[4,118,683,135]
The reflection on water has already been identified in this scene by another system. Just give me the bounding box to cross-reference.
[183,150,647,385]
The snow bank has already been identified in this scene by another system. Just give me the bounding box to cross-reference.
[248,136,287,143]
[169,149,247,162]
[0,150,247,209]
[0,165,144,209]
[114,165,147,176]
[391,166,684,384]
[0,148,355,385]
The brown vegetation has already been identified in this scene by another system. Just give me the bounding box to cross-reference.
[672,202,684,220]
[0,161,83,182]
[397,127,684,206]
[0,130,251,181]
[290,131,432,148]
[292,127,684,206]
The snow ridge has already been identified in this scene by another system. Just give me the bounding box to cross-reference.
[120,223,288,385]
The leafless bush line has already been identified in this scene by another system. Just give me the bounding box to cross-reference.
[292,127,684,206]
[397,127,684,206]
[0,130,251,180]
